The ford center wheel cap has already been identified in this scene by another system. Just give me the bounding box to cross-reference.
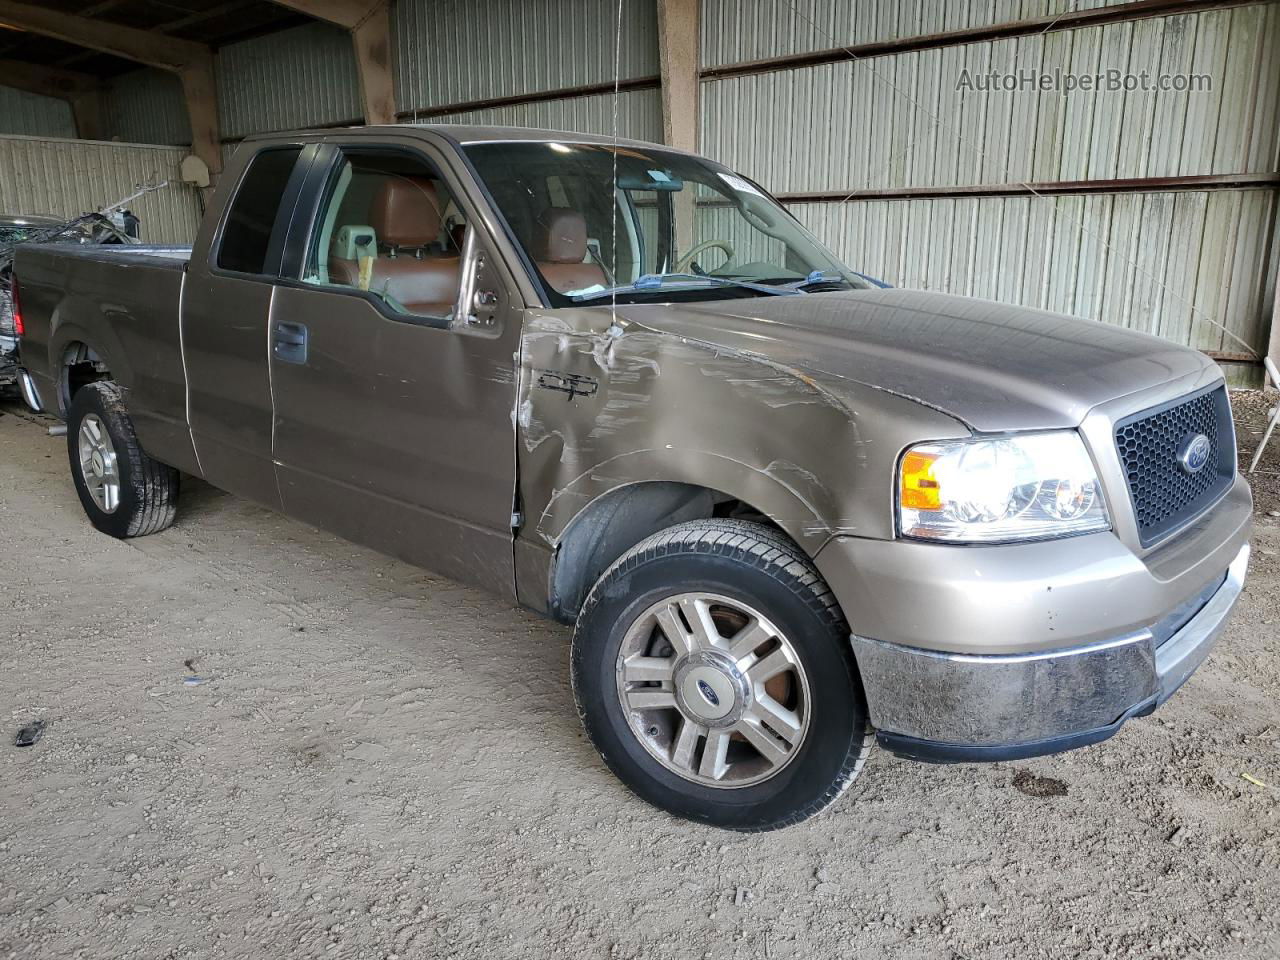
[673,651,749,726]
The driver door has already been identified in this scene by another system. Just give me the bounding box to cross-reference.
[267,141,521,594]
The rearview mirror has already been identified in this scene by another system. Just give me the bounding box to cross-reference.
[616,170,684,192]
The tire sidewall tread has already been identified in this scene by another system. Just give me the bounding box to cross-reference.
[66,382,178,539]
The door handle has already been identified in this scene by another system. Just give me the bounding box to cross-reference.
[273,321,308,364]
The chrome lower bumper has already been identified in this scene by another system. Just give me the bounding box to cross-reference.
[852,543,1250,762]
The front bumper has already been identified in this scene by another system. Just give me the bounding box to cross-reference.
[854,543,1248,762]
[815,475,1252,763]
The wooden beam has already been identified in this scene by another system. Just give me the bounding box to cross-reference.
[53,1,251,69]
[656,0,699,153]
[0,1,221,175]
[269,0,395,124]
[0,0,207,71]
[0,59,107,139]
[0,58,98,98]
[266,0,382,31]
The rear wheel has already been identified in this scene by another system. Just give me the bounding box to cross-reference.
[571,519,873,831]
[67,381,178,538]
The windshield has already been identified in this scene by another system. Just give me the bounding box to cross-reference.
[462,141,867,305]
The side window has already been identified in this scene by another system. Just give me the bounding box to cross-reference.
[217,147,302,275]
[303,150,468,321]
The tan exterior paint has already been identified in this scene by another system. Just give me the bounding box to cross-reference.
[13,125,1251,665]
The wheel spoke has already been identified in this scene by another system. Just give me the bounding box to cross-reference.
[102,482,119,512]
[622,655,674,685]
[698,729,731,780]
[747,648,793,684]
[745,695,802,742]
[736,717,792,767]
[625,688,676,710]
[678,596,722,649]
[670,718,703,771]
[726,618,773,663]
[654,603,697,656]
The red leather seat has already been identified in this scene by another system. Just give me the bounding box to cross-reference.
[329,176,460,317]
[533,208,606,293]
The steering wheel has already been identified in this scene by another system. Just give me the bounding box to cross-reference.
[675,239,734,273]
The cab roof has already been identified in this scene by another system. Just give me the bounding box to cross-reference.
[241,123,696,157]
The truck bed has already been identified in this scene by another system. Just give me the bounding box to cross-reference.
[15,241,196,469]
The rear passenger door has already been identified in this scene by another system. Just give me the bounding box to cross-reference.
[183,143,320,509]
[266,141,522,595]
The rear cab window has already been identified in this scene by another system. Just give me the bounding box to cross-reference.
[216,147,304,275]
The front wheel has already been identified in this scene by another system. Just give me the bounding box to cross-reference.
[67,381,179,538]
[571,519,872,831]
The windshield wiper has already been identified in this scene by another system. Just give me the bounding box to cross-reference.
[573,272,800,301]
[770,270,855,292]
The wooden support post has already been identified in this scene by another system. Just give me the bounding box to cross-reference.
[657,0,699,257]
[179,55,222,179]
[352,2,396,124]
[268,0,396,124]
[657,0,699,153]
[69,90,108,140]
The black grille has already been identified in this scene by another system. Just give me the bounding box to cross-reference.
[1115,386,1234,546]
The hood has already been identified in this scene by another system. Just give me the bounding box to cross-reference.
[619,288,1214,432]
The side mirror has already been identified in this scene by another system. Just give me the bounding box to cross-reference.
[451,224,499,332]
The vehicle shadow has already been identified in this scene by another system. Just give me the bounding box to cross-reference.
[174,473,234,521]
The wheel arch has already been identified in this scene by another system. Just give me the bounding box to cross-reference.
[543,458,826,622]
[50,319,130,416]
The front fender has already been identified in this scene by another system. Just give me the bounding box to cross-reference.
[517,307,968,556]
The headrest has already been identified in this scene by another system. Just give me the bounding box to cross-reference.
[534,208,587,263]
[369,177,442,247]
[331,224,377,261]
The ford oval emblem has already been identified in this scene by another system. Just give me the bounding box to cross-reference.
[1178,433,1211,475]
[696,679,720,707]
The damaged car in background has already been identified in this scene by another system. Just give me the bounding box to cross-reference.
[1,209,140,398]
[9,126,1252,831]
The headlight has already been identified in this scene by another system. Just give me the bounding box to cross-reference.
[898,432,1109,543]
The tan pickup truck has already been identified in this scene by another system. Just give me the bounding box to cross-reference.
[12,125,1251,830]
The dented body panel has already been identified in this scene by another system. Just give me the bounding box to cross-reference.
[511,302,968,614]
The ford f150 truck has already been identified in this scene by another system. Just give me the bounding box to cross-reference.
[13,125,1252,830]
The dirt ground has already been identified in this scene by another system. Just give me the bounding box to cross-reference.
[1,392,1278,960]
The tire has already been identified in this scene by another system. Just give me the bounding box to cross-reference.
[67,381,178,538]
[571,518,873,831]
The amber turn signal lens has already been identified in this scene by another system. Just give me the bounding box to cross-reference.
[899,450,941,510]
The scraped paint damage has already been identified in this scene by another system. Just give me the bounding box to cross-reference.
[514,308,879,554]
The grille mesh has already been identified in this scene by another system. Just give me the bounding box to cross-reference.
[1115,387,1233,546]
